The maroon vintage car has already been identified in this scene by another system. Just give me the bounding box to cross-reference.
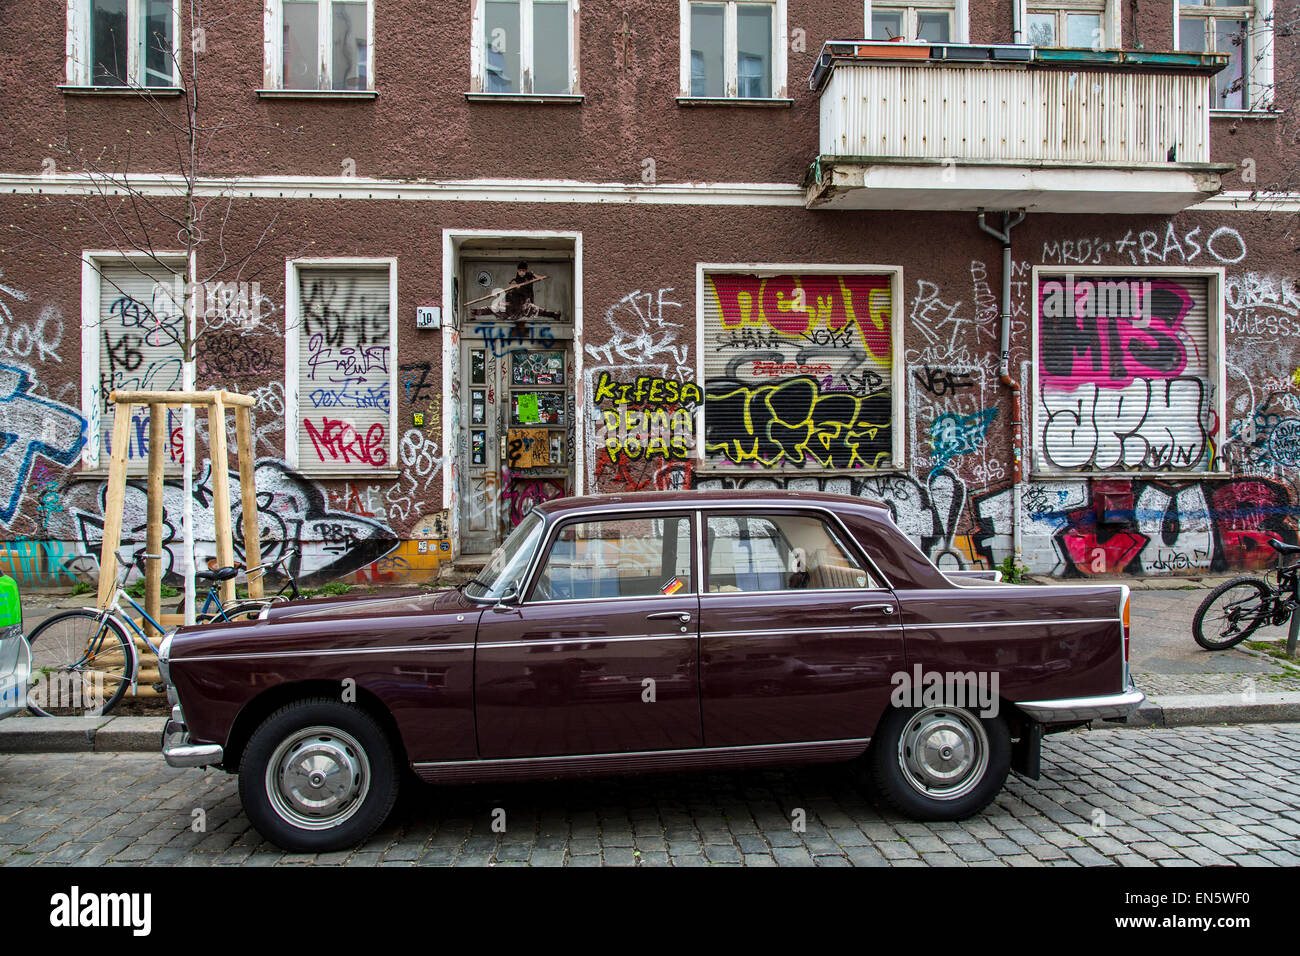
[159,490,1143,851]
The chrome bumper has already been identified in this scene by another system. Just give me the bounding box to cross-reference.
[161,717,223,768]
[1015,683,1147,724]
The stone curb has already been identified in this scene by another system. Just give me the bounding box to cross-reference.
[0,716,165,753]
[1100,691,1300,729]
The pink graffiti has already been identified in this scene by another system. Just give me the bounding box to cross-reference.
[304,418,388,467]
[1040,278,1195,390]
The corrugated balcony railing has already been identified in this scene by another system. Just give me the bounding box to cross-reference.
[806,42,1234,214]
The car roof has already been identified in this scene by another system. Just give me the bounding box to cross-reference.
[533,489,894,522]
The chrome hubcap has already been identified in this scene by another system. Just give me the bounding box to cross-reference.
[897,708,989,801]
[266,726,370,831]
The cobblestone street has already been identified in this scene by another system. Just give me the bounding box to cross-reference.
[0,723,1297,867]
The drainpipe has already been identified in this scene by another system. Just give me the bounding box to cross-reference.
[1012,0,1023,44]
[978,209,1027,564]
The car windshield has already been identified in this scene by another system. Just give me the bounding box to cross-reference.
[464,510,546,601]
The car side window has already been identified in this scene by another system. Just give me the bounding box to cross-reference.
[530,514,694,602]
[706,513,876,592]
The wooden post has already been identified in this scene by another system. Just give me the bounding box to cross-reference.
[144,406,166,636]
[97,402,137,610]
[207,396,237,605]
[234,404,264,600]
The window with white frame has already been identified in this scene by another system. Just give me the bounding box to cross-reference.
[681,1,787,100]
[287,262,397,476]
[66,0,178,87]
[1176,0,1274,110]
[80,255,187,471]
[1025,0,1110,49]
[868,1,960,43]
[472,0,578,96]
[266,0,373,92]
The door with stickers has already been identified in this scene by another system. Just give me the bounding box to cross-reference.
[458,254,574,553]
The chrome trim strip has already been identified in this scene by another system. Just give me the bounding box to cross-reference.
[704,625,900,638]
[412,736,873,771]
[908,617,1121,630]
[1014,685,1146,724]
[177,642,476,663]
[525,593,700,608]
[699,586,892,599]
[477,633,693,649]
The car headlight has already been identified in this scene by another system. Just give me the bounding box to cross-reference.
[157,627,177,685]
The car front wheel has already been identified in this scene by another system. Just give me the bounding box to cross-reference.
[867,705,1010,821]
[239,698,399,852]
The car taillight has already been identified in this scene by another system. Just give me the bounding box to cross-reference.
[1121,587,1131,661]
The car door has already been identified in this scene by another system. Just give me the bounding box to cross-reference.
[474,511,701,759]
[699,509,906,747]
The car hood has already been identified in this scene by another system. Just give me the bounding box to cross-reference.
[259,587,472,623]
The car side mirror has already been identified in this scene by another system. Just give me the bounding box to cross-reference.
[492,584,520,612]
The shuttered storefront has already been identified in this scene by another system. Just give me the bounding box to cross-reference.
[1035,273,1214,473]
[700,271,895,471]
[296,266,393,473]
[97,263,186,467]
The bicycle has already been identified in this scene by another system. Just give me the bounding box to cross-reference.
[1193,538,1300,650]
[186,547,301,623]
[24,549,289,717]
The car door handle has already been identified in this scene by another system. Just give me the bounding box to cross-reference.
[646,611,692,623]
[851,603,895,615]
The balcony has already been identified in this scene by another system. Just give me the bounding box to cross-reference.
[806,42,1234,214]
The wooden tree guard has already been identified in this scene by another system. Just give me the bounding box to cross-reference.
[97,390,264,637]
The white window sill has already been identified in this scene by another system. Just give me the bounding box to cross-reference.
[59,85,184,97]
[1210,108,1281,120]
[293,470,401,480]
[256,89,378,100]
[676,96,794,108]
[464,92,584,104]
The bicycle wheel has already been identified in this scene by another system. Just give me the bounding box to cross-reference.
[26,609,135,717]
[1193,577,1272,650]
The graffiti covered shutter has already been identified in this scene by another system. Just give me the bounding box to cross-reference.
[97,263,185,467]
[297,267,393,473]
[701,271,894,471]
[1036,273,1214,474]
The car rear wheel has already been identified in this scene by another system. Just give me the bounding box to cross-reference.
[867,705,1010,821]
[238,698,399,852]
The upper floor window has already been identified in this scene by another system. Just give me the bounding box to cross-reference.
[1176,0,1274,110]
[680,1,787,101]
[66,0,178,88]
[1025,1,1110,49]
[471,0,579,96]
[266,0,373,92]
[868,1,961,43]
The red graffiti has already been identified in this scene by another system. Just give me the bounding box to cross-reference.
[304,418,388,467]
[1062,529,1148,576]
[706,273,892,361]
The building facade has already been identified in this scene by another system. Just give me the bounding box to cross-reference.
[0,0,1295,588]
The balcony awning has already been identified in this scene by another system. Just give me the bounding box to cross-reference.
[806,158,1232,214]
[809,42,1231,214]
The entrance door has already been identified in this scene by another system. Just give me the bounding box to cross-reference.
[457,255,575,553]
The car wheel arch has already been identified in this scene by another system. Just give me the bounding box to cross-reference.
[222,680,409,774]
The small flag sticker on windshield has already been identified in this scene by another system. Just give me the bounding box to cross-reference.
[661,578,684,595]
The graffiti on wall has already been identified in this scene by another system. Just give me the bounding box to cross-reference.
[701,272,895,472]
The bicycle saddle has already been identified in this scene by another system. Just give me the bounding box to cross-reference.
[1267,539,1300,555]
[195,566,239,582]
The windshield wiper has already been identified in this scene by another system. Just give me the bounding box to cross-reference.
[456,576,494,593]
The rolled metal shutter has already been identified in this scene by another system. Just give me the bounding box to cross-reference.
[97,263,186,466]
[296,266,392,472]
[1036,274,1213,473]
[701,271,894,471]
